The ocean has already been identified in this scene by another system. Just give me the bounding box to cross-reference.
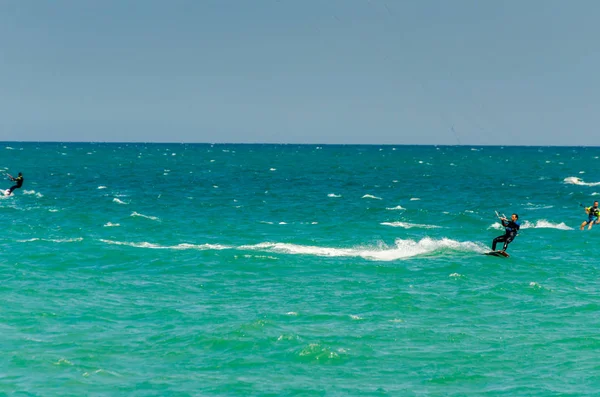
[1,143,600,396]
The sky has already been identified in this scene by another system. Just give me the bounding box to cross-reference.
[1,0,600,145]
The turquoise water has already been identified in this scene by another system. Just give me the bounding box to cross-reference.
[2,143,600,395]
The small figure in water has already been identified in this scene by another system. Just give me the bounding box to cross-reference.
[492,213,520,252]
[6,172,24,195]
[580,201,600,230]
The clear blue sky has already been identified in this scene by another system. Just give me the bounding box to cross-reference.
[1,0,599,145]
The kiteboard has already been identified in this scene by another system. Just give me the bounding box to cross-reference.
[485,250,509,258]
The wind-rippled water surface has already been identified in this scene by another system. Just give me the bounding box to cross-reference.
[2,143,600,396]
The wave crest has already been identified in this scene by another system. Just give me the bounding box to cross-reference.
[100,239,230,250]
[130,212,160,221]
[362,194,382,200]
[381,222,440,229]
[489,220,573,230]
[564,177,600,186]
[241,237,486,261]
[386,205,406,211]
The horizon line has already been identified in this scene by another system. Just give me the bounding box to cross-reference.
[0,141,598,148]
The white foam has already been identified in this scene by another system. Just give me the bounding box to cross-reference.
[362,194,382,200]
[564,176,600,186]
[97,236,485,261]
[241,254,278,260]
[54,358,73,366]
[5,147,14,150]
[489,220,573,230]
[593,192,600,196]
[381,222,441,229]
[528,220,573,230]
[18,237,83,243]
[97,186,107,190]
[524,203,554,210]
[113,198,128,205]
[240,237,486,261]
[270,168,276,171]
[386,205,406,210]
[22,190,43,198]
[103,222,120,227]
[328,193,342,198]
[130,212,160,221]
[100,239,230,250]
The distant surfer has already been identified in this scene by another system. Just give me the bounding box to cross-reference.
[6,172,23,195]
[492,213,520,252]
[580,201,600,230]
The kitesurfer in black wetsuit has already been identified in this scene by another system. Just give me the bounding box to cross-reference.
[7,172,23,195]
[492,213,520,252]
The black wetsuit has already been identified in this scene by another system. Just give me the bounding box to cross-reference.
[492,219,520,251]
[8,175,23,194]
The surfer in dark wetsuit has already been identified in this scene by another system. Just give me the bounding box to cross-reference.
[7,172,23,195]
[492,213,520,252]
[580,201,600,230]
